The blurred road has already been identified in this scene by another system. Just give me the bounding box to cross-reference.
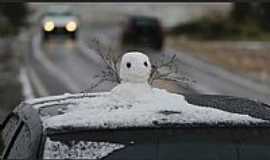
[80,20,270,104]
[24,10,270,105]
[28,34,114,96]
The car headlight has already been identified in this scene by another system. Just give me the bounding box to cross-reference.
[65,21,77,32]
[44,21,54,32]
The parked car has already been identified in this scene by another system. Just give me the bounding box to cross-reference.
[121,15,164,52]
[1,92,270,159]
[40,6,79,40]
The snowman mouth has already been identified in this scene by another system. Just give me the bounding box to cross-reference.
[124,73,149,82]
[131,72,148,78]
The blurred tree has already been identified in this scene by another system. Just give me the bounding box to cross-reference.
[231,2,270,27]
[230,2,256,23]
[170,2,270,40]
[0,3,29,35]
[258,3,270,30]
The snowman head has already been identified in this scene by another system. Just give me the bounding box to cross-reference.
[119,52,151,83]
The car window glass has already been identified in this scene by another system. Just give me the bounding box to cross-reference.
[47,11,72,17]
[0,115,19,155]
[7,124,31,159]
[43,130,156,160]
[158,129,237,160]
[43,138,125,159]
[233,129,270,160]
[135,21,159,34]
[43,128,270,160]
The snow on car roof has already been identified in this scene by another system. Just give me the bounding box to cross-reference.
[28,87,268,132]
[28,51,270,131]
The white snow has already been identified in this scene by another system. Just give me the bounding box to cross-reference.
[29,92,110,107]
[41,52,266,130]
[43,137,124,159]
[42,86,266,130]
[111,51,152,100]
[19,67,35,100]
[111,82,153,102]
[119,52,151,83]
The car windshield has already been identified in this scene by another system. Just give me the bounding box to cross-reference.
[134,18,160,31]
[43,128,270,160]
[46,11,73,17]
[135,18,158,26]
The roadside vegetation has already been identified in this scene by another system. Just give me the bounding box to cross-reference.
[168,2,270,84]
[0,3,29,37]
[169,2,270,41]
[0,3,30,120]
[0,39,23,116]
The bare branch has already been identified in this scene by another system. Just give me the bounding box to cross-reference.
[82,39,121,92]
[84,38,194,93]
[149,54,195,89]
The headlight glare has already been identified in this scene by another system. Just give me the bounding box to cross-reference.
[66,21,77,32]
[44,21,54,32]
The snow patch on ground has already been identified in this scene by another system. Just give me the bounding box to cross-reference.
[43,137,124,159]
[29,92,110,108]
[42,84,266,130]
[19,67,34,100]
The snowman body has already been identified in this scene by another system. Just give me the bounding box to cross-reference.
[111,52,153,101]
[119,52,151,83]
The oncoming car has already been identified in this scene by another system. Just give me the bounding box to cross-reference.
[1,92,270,160]
[41,7,79,40]
[121,15,164,52]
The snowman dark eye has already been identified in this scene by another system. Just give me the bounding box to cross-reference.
[144,61,148,67]
[126,62,131,68]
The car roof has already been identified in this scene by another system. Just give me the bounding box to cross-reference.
[17,90,270,135]
[46,6,71,13]
[43,6,74,17]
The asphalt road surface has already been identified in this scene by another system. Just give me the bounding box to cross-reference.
[27,34,115,97]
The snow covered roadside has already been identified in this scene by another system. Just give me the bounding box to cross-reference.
[19,67,35,100]
[42,86,266,130]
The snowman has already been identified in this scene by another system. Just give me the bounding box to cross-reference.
[111,51,154,101]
